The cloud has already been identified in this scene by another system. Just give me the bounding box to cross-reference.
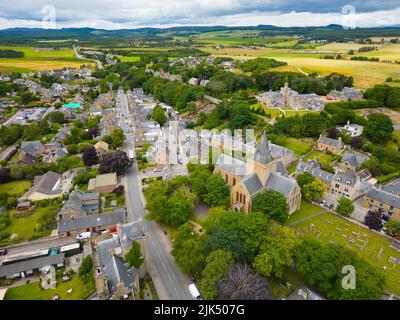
[0,0,399,29]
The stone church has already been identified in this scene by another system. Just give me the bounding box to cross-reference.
[214,131,301,214]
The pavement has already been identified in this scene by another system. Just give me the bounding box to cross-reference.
[117,89,192,300]
[320,193,368,223]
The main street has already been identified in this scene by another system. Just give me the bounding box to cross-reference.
[116,89,192,300]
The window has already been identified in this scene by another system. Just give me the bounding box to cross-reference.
[243,195,246,205]
[233,178,236,186]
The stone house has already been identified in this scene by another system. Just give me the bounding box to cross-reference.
[316,135,344,155]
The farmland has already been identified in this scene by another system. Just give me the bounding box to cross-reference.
[0,46,90,73]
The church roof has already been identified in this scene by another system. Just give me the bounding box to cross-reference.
[254,131,273,165]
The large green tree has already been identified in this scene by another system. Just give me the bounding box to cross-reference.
[204,174,230,207]
[364,113,394,144]
[152,105,167,126]
[336,197,355,217]
[302,179,325,201]
[252,189,289,224]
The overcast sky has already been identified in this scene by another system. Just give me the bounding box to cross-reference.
[0,0,399,29]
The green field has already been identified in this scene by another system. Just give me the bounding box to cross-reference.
[274,136,314,157]
[302,150,338,166]
[0,46,90,73]
[4,274,94,300]
[293,210,400,295]
[1,205,59,246]
[288,200,326,224]
[0,180,32,197]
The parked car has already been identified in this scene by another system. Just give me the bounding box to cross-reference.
[76,232,91,241]
[325,202,334,210]
[0,249,7,256]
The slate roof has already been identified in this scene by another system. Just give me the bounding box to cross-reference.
[383,182,400,196]
[317,136,343,148]
[20,141,43,156]
[296,161,334,183]
[97,237,137,297]
[242,174,263,196]
[265,172,295,197]
[366,188,400,209]
[333,171,358,187]
[118,221,144,247]
[215,153,247,176]
[342,151,368,167]
[62,189,99,215]
[0,253,65,278]
[27,171,61,196]
[254,131,273,165]
[58,210,125,233]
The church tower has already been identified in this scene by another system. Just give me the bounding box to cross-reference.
[253,131,277,185]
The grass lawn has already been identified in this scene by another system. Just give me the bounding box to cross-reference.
[274,136,314,157]
[4,274,94,300]
[293,211,400,295]
[302,150,338,166]
[1,205,59,246]
[287,200,326,224]
[0,180,32,197]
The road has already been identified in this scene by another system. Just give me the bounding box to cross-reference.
[116,89,192,300]
[73,45,103,70]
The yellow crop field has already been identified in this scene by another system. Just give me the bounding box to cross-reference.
[315,42,383,52]
[355,44,400,62]
[264,57,400,88]
[0,46,90,73]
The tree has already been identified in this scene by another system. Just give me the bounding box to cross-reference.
[152,105,167,126]
[364,212,383,231]
[82,145,98,166]
[296,238,385,300]
[99,150,132,176]
[79,255,93,279]
[67,144,78,155]
[189,165,210,201]
[336,197,355,217]
[125,241,144,268]
[217,264,273,300]
[10,165,24,180]
[46,111,64,124]
[204,174,230,207]
[296,172,315,188]
[364,113,394,144]
[111,128,125,149]
[385,220,400,237]
[252,189,289,224]
[302,179,325,201]
[200,250,233,300]
[171,223,206,277]
[204,226,249,263]
[0,167,11,184]
[253,225,299,278]
[165,187,196,228]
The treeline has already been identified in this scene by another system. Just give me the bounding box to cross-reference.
[364,85,400,109]
[0,49,24,58]
[254,72,353,95]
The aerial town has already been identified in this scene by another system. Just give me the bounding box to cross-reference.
[0,1,400,307]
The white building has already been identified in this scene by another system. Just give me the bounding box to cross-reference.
[338,121,364,137]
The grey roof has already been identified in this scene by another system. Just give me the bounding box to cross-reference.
[118,221,144,247]
[20,141,43,156]
[276,160,287,175]
[254,131,273,165]
[216,153,247,176]
[27,171,61,196]
[19,151,38,165]
[62,189,99,215]
[383,182,400,196]
[58,210,126,233]
[333,171,358,187]
[286,285,325,300]
[264,172,295,197]
[0,253,65,278]
[97,237,137,296]
[366,188,400,209]
[242,174,263,196]
[317,136,342,148]
[342,151,367,167]
[296,161,334,183]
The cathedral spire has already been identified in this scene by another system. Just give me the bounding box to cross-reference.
[254,130,272,164]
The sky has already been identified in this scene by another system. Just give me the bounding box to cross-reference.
[0,0,399,30]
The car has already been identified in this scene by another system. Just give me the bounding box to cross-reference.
[325,202,334,209]
[0,249,7,256]
[319,199,327,206]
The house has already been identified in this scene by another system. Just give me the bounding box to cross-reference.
[316,135,344,155]
[88,173,118,193]
[214,131,301,214]
[284,285,325,300]
[94,140,109,157]
[58,188,99,219]
[338,121,364,137]
[20,141,44,157]
[295,160,334,192]
[58,209,126,237]
[383,181,400,196]
[96,235,140,300]
[17,150,39,165]
[327,87,363,102]
[24,171,64,201]
[337,151,368,171]
[188,78,199,86]
[16,200,33,213]
[363,187,400,221]
[0,253,65,280]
